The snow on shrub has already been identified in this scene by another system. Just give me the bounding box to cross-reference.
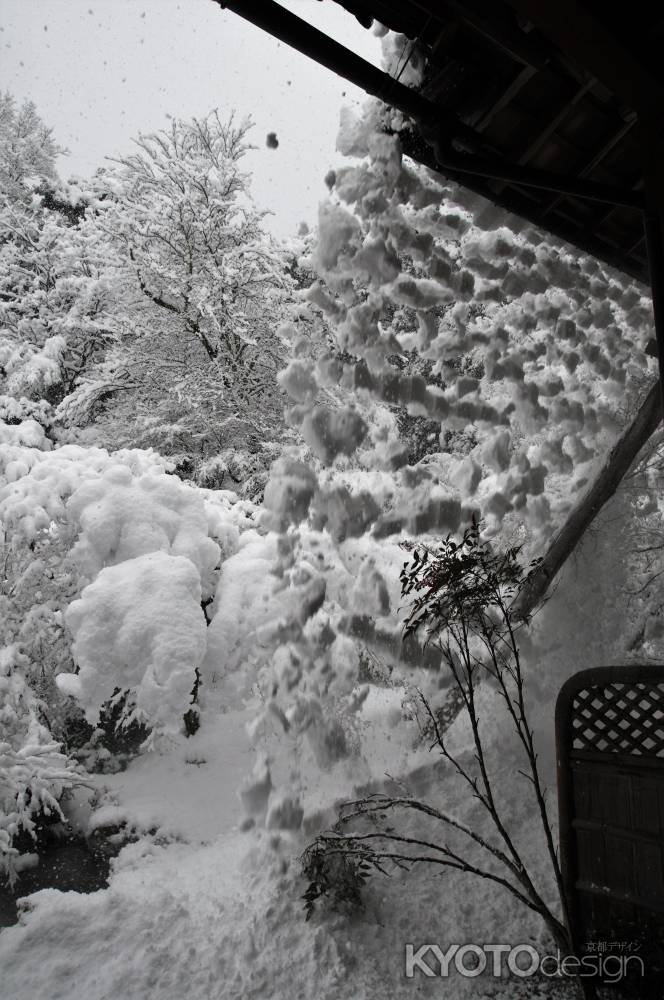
[66,464,221,593]
[0,436,170,542]
[60,551,207,736]
[1,420,257,742]
[0,646,80,884]
[0,335,66,402]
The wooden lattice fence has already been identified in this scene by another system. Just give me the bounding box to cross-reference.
[556,664,664,996]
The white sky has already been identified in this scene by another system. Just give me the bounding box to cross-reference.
[0,0,382,237]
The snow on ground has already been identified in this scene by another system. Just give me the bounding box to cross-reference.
[81,708,257,844]
[0,683,572,1000]
[0,759,566,1000]
[0,834,329,1000]
[0,757,578,1000]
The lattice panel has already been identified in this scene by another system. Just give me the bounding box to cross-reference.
[571,682,664,755]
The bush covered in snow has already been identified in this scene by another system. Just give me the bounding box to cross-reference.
[0,645,81,884]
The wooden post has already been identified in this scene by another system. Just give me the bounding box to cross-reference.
[513,381,662,620]
[642,123,664,415]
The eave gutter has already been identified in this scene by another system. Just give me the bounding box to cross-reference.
[214,0,644,210]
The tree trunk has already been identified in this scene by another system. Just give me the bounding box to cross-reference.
[513,379,662,619]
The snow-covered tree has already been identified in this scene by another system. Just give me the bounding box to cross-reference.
[0,205,117,421]
[0,643,81,886]
[0,93,60,205]
[0,96,117,434]
[71,112,292,482]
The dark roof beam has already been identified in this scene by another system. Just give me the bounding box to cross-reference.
[489,78,593,198]
[540,117,638,219]
[429,147,644,209]
[572,173,643,246]
[500,0,664,115]
[219,1,646,212]
[515,80,593,168]
[435,0,549,70]
[473,64,536,132]
[429,19,460,59]
[400,130,645,282]
[625,233,646,258]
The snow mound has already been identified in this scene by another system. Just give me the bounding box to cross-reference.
[67,466,221,593]
[61,551,207,733]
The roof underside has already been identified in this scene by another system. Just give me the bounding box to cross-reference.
[328,0,664,284]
